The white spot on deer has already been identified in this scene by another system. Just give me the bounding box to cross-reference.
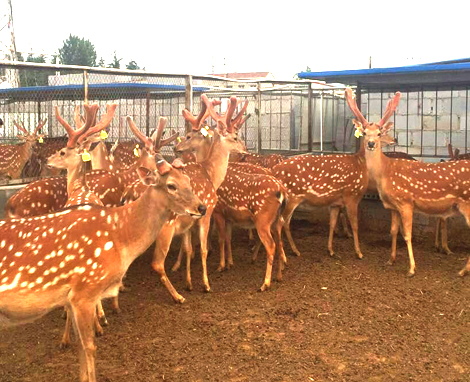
[95,248,101,257]
[104,241,113,251]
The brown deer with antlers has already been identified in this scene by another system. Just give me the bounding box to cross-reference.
[0,149,204,381]
[345,87,470,276]
[0,118,46,180]
[123,95,245,302]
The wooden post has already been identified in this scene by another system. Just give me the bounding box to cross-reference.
[307,83,313,152]
[185,75,193,132]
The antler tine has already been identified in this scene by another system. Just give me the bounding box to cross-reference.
[78,103,117,144]
[126,116,153,149]
[151,117,166,149]
[224,96,239,133]
[158,129,179,149]
[55,106,75,138]
[448,143,454,158]
[34,118,47,135]
[13,119,29,135]
[231,100,249,131]
[344,88,368,126]
[378,92,401,127]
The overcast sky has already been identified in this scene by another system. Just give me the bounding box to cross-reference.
[8,0,469,79]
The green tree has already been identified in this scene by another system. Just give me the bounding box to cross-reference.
[58,34,97,67]
[98,57,106,67]
[16,53,48,87]
[108,51,122,69]
[126,60,140,70]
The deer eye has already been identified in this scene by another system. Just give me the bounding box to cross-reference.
[186,135,191,140]
[60,151,65,156]
[167,183,177,191]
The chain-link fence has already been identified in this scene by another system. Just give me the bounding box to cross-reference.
[0,61,365,183]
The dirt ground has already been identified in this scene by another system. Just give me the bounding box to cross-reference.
[1,218,470,382]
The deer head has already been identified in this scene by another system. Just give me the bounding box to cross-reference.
[14,119,47,144]
[138,155,206,218]
[47,103,117,170]
[175,95,247,160]
[345,88,401,153]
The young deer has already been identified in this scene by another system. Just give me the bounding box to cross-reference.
[0,119,46,180]
[345,87,470,276]
[0,153,204,382]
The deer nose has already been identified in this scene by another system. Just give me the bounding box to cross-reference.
[198,204,207,216]
[368,141,376,149]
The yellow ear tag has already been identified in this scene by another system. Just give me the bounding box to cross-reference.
[354,128,363,139]
[200,128,208,137]
[134,144,140,157]
[82,149,91,162]
[176,136,182,143]
[100,130,108,140]
[38,137,44,143]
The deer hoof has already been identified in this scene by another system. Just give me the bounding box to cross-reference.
[173,295,186,304]
[185,283,193,291]
[100,317,109,326]
[459,269,467,277]
[217,265,225,272]
[203,286,212,293]
[59,341,70,350]
[259,283,270,292]
[171,264,181,272]
[386,259,395,266]
[406,271,415,278]
[357,253,363,260]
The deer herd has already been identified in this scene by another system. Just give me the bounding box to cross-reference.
[0,90,469,381]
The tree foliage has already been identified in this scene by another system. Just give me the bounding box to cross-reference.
[16,53,48,87]
[108,51,122,69]
[58,34,97,67]
[126,60,140,70]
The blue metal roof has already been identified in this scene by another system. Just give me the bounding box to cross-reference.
[297,60,470,90]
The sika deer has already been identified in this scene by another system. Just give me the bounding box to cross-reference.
[0,118,46,180]
[123,95,246,302]
[0,153,204,381]
[345,87,470,276]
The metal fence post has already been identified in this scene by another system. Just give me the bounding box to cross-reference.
[145,90,150,136]
[307,83,313,152]
[257,82,262,154]
[355,83,362,153]
[185,75,193,133]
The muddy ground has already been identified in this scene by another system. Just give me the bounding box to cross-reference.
[1,218,470,382]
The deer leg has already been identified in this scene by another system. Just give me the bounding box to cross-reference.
[69,300,98,382]
[171,241,185,272]
[95,300,108,327]
[256,219,276,292]
[111,296,121,314]
[399,207,416,277]
[182,231,194,291]
[273,216,285,281]
[457,205,470,276]
[340,210,352,238]
[60,307,73,349]
[248,228,255,241]
[344,201,363,259]
[434,218,442,252]
[213,212,227,272]
[226,222,234,269]
[251,240,262,262]
[389,210,400,265]
[152,224,185,303]
[440,218,453,255]
[282,198,303,256]
[327,206,341,257]
[199,215,212,293]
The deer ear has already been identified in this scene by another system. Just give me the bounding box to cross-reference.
[156,159,172,175]
[381,122,394,135]
[137,166,158,186]
[352,119,363,133]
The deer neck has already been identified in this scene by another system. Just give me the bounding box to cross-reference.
[90,142,113,171]
[66,161,87,195]
[364,146,388,186]
[199,133,231,190]
[116,186,172,267]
